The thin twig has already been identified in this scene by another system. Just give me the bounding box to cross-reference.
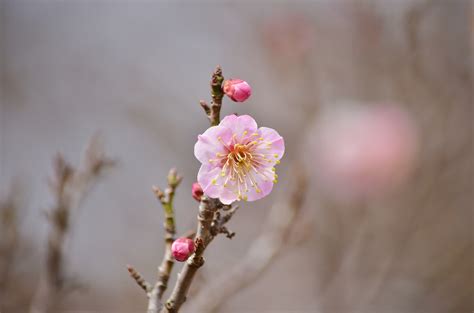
[154,169,182,303]
[210,206,239,239]
[29,135,114,313]
[127,265,152,293]
[127,168,183,313]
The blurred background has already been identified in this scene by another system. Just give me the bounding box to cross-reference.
[1,1,472,312]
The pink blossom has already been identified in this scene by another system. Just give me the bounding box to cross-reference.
[222,79,252,102]
[194,114,284,204]
[310,104,419,201]
[191,182,203,202]
[171,238,195,262]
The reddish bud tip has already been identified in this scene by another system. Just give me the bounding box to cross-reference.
[191,182,204,202]
[223,79,252,102]
[171,237,195,262]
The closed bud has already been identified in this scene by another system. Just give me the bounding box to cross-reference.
[223,79,252,102]
[171,237,195,262]
[167,168,182,187]
[191,182,203,202]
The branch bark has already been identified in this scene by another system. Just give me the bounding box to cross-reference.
[200,65,224,126]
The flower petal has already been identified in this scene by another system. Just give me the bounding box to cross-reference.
[219,188,239,205]
[219,114,238,128]
[259,127,285,156]
[197,164,239,204]
[245,173,274,202]
[197,164,218,193]
[252,127,285,164]
[220,114,258,137]
[194,125,233,164]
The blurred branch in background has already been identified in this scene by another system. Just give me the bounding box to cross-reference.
[0,185,20,311]
[29,135,115,313]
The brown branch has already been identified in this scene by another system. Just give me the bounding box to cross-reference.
[190,163,308,313]
[200,66,224,126]
[210,205,239,239]
[405,0,437,80]
[127,265,152,293]
[29,135,114,313]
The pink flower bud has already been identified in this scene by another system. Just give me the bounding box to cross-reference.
[223,79,252,102]
[171,238,195,262]
[191,182,203,202]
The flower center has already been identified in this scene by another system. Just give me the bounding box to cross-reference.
[210,133,279,201]
[230,144,251,163]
